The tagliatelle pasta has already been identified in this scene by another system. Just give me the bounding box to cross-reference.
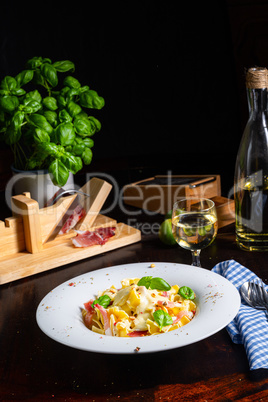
[82,277,196,337]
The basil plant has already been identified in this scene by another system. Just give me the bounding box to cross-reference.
[0,56,105,187]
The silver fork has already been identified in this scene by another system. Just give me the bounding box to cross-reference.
[250,280,268,304]
[248,280,268,316]
[240,280,268,318]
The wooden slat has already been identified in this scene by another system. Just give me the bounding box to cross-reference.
[76,178,112,230]
[39,194,77,243]
[11,195,43,253]
[0,217,25,257]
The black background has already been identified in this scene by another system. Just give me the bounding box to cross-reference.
[1,0,268,195]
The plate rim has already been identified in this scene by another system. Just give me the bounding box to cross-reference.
[36,262,241,354]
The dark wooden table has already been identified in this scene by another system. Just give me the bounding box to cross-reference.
[0,166,268,401]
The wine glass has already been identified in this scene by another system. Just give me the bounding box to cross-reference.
[172,198,218,267]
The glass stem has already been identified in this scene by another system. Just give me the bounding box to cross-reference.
[191,250,201,267]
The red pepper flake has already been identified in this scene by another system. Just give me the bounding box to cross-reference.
[134,347,140,352]
[68,282,75,287]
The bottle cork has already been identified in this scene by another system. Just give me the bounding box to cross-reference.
[246,67,268,89]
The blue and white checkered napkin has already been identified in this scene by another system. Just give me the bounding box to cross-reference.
[212,259,268,370]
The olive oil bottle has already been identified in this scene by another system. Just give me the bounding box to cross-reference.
[234,68,268,251]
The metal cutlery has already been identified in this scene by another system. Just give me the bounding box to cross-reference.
[240,280,268,317]
[52,189,90,205]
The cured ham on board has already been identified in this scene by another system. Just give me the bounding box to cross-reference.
[59,204,86,234]
[45,183,116,247]
[72,227,116,248]
[45,189,86,235]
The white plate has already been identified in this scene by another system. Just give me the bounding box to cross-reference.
[36,262,240,354]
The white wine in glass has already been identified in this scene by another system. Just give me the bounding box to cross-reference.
[172,198,218,267]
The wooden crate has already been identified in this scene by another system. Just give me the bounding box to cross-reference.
[123,175,221,214]
[211,196,235,229]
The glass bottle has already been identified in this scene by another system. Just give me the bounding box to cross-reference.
[234,67,268,251]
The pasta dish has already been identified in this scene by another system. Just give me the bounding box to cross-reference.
[82,276,196,337]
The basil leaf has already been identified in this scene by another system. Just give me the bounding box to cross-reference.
[137,276,153,289]
[83,138,94,148]
[25,90,42,103]
[33,128,50,143]
[42,58,52,64]
[0,89,8,96]
[64,76,80,89]
[65,87,80,101]
[28,113,53,134]
[153,310,173,331]
[179,286,195,300]
[12,111,24,130]
[62,152,82,174]
[74,116,96,137]
[43,96,58,111]
[43,111,58,127]
[150,277,171,291]
[72,143,85,156]
[26,57,43,69]
[52,60,75,73]
[57,95,67,108]
[22,98,42,113]
[74,136,83,144]
[33,70,46,86]
[56,122,75,146]
[48,159,69,187]
[11,88,26,96]
[82,147,93,165]
[0,95,19,112]
[79,90,105,110]
[58,109,72,123]
[67,100,82,117]
[15,70,34,87]
[37,142,60,158]
[1,76,17,92]
[88,116,101,132]
[3,112,24,144]
[91,295,111,309]
[137,276,171,291]
[79,85,90,94]
[41,63,58,87]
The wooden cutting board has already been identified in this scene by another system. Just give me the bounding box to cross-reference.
[0,177,141,285]
[0,219,141,285]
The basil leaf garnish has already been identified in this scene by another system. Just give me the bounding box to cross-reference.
[153,310,173,330]
[91,295,111,309]
[138,276,171,291]
[137,276,153,289]
[179,286,195,300]
[150,277,171,291]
